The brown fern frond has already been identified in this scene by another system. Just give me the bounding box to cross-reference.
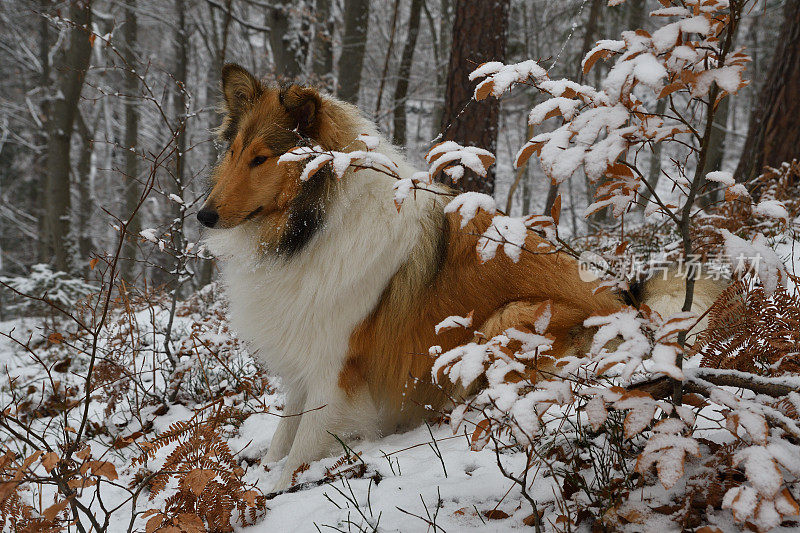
[696,279,800,375]
[135,415,266,532]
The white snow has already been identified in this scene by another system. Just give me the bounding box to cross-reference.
[139,228,159,242]
[754,200,789,222]
[706,170,735,186]
[444,192,496,228]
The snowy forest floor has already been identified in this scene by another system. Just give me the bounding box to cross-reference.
[2,166,800,533]
[0,298,551,532]
[1,223,799,532]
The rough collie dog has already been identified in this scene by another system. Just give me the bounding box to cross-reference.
[199,64,724,490]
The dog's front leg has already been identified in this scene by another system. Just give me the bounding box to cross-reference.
[271,382,379,491]
[263,386,305,464]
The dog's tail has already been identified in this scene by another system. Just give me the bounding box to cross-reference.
[630,265,730,338]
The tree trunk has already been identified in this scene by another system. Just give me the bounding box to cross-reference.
[75,112,94,261]
[170,0,189,296]
[44,0,92,272]
[268,0,309,81]
[375,0,401,119]
[626,0,647,31]
[637,98,667,211]
[122,0,140,281]
[697,18,740,210]
[337,0,370,104]
[440,0,510,195]
[311,0,334,90]
[392,0,423,147]
[735,0,800,185]
[174,0,188,206]
[430,0,452,132]
[36,0,52,263]
[698,90,730,209]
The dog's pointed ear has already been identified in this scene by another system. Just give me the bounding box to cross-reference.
[221,63,262,115]
[280,85,323,137]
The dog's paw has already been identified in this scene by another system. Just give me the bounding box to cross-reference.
[261,447,286,466]
[270,469,294,493]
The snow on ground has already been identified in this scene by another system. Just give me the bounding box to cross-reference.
[0,298,544,532]
[242,420,541,532]
[2,227,798,531]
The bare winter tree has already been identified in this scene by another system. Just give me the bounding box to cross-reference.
[337,0,370,104]
[122,0,140,281]
[43,0,92,272]
[440,0,510,194]
[392,0,423,147]
[735,0,800,186]
[269,0,310,80]
[312,0,335,88]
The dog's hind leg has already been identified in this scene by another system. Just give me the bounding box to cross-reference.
[263,386,306,464]
[475,300,603,380]
[271,377,380,491]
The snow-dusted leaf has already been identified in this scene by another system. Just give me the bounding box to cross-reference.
[706,170,734,186]
[140,228,158,243]
[720,229,787,296]
[635,418,699,489]
[444,192,496,228]
[435,311,473,334]
[426,141,496,181]
[470,60,548,100]
[585,395,609,431]
[753,200,789,223]
[477,216,528,263]
[615,390,658,438]
[734,446,783,497]
[299,153,333,181]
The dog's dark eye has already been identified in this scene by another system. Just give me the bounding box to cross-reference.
[249,155,268,168]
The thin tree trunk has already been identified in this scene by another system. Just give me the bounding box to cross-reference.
[638,98,667,212]
[440,0,510,195]
[430,0,451,132]
[627,0,646,31]
[337,0,370,104]
[521,165,532,215]
[698,94,730,209]
[375,0,401,119]
[312,0,334,90]
[44,0,92,272]
[392,0,423,146]
[508,1,533,216]
[735,0,800,186]
[175,0,187,194]
[174,0,188,263]
[75,112,93,261]
[697,18,739,210]
[36,0,52,263]
[268,0,309,80]
[506,121,534,214]
[122,0,140,281]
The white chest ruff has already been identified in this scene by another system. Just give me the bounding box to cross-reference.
[205,167,430,388]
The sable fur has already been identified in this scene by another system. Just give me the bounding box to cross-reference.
[201,64,723,491]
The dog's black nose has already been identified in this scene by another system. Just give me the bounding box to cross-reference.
[197,208,219,228]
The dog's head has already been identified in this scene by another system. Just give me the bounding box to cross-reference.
[199,64,343,254]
